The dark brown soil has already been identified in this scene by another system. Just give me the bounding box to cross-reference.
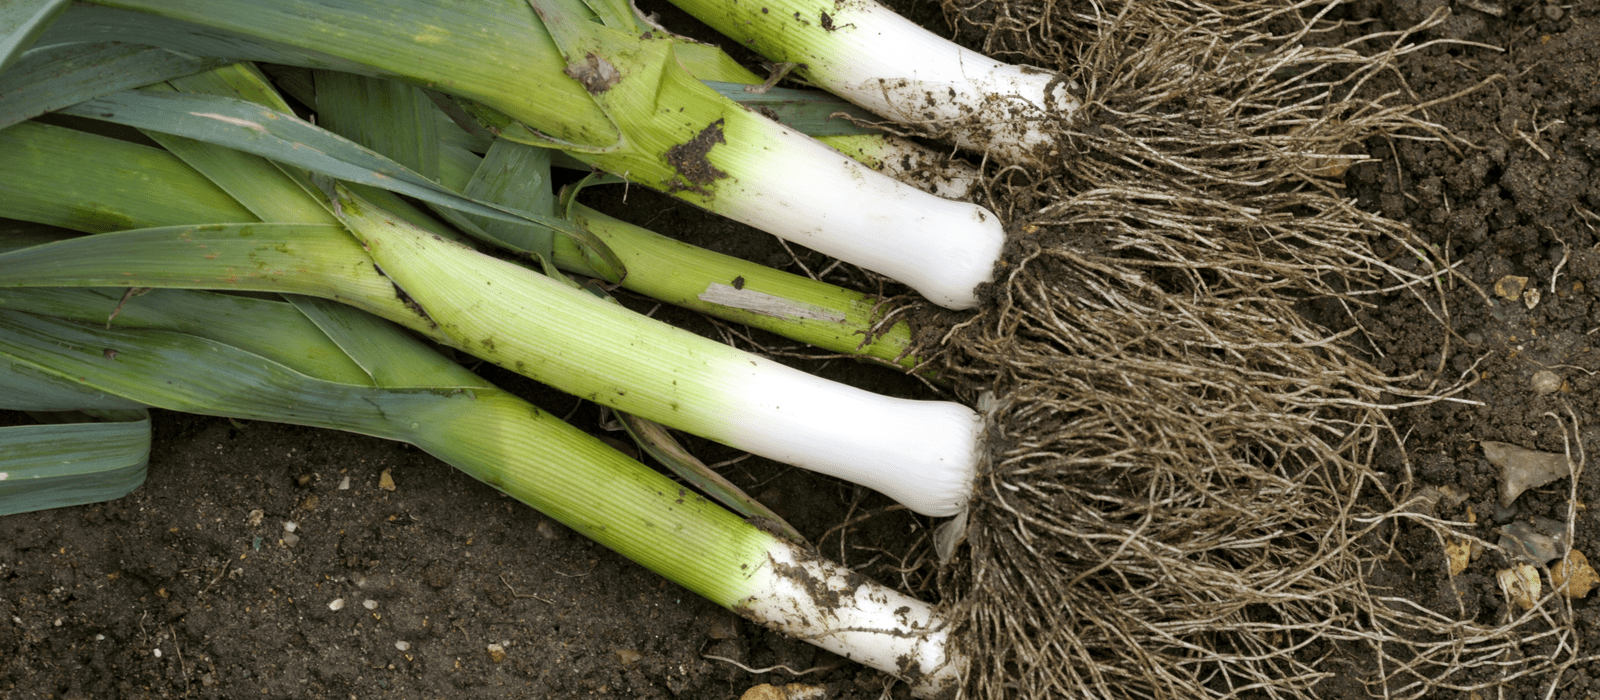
[3,1,1598,698]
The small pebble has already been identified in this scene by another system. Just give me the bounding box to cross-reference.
[395,641,411,651]
[300,495,319,511]
[1498,563,1541,610]
[153,648,162,658]
[284,521,298,533]
[1531,370,1563,395]
[339,476,351,490]
[1553,550,1597,598]
[246,509,264,527]
[329,598,346,611]
[616,649,642,666]
[740,684,827,700]
[1495,275,1528,300]
[379,468,396,491]
[1545,3,1563,20]
[363,599,378,610]
[281,532,300,548]
[486,643,507,663]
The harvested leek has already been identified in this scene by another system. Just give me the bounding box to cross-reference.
[42,0,1006,308]
[0,286,961,697]
[0,95,983,516]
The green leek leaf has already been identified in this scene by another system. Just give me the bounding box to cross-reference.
[0,0,70,73]
[454,138,559,260]
[313,70,440,181]
[0,412,150,516]
[57,89,626,281]
[0,42,225,130]
[0,121,257,232]
[700,80,881,137]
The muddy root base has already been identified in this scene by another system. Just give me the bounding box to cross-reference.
[883,0,1576,697]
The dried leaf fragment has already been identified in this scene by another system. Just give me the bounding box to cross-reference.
[1444,539,1472,576]
[379,467,396,491]
[1552,550,1598,598]
[740,685,826,700]
[1497,563,1541,610]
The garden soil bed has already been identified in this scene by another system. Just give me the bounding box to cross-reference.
[3,0,1598,698]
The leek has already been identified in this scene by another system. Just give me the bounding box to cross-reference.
[665,0,1076,167]
[44,0,1007,308]
[2,50,924,367]
[0,113,982,517]
[0,286,961,697]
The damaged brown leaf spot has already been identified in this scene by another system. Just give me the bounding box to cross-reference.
[374,263,436,328]
[819,11,835,30]
[565,53,621,94]
[664,119,729,195]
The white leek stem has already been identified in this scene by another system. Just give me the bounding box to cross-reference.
[737,538,962,699]
[340,189,984,516]
[703,114,1005,309]
[669,0,1081,166]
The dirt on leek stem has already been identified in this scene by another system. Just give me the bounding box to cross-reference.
[661,0,1079,168]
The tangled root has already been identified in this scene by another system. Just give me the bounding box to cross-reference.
[882,0,1579,697]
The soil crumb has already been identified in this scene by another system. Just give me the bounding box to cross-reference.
[665,118,730,194]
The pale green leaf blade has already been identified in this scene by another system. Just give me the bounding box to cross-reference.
[0,121,258,232]
[0,414,150,516]
[37,3,393,79]
[0,222,427,338]
[0,307,469,441]
[0,357,148,411]
[285,295,490,389]
[41,0,614,149]
[0,222,397,306]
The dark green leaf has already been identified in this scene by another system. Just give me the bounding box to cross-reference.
[0,42,225,131]
[0,412,150,516]
[700,80,881,137]
[0,0,70,73]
